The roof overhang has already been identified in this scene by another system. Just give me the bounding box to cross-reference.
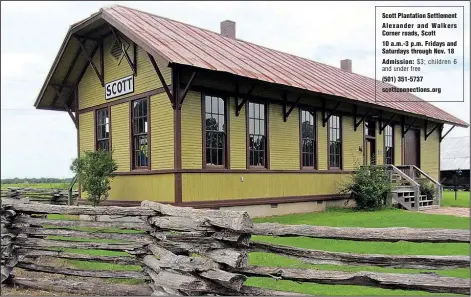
[34,9,165,111]
[35,6,469,130]
[174,63,469,128]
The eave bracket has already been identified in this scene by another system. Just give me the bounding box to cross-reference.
[379,113,396,134]
[440,125,455,142]
[322,99,340,127]
[424,119,440,141]
[179,72,197,107]
[354,106,370,131]
[76,37,104,87]
[148,52,173,107]
[401,116,418,138]
[235,84,256,116]
[283,94,301,122]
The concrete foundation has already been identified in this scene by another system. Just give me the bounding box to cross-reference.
[220,198,356,218]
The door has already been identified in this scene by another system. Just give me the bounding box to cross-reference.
[404,129,420,167]
[365,139,376,165]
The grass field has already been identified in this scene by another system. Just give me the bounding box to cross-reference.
[38,207,469,296]
[5,183,469,295]
[441,190,470,208]
[1,183,72,189]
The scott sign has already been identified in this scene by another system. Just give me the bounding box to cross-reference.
[105,75,134,100]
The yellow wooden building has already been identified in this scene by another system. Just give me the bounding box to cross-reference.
[35,5,467,216]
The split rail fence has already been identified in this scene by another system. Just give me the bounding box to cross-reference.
[1,188,78,205]
[1,199,469,295]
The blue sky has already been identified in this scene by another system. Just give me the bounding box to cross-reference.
[1,1,469,178]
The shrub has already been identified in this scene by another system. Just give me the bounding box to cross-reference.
[70,150,118,207]
[419,181,435,200]
[340,165,392,210]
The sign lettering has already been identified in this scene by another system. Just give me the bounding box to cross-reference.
[105,75,134,100]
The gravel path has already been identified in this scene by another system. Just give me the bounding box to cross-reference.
[421,207,469,218]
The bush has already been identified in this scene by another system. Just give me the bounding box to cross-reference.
[340,165,392,210]
[70,150,118,207]
[419,181,435,200]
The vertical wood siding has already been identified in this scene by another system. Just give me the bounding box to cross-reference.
[394,127,402,165]
[78,36,171,110]
[150,93,174,170]
[182,173,350,202]
[78,112,94,155]
[181,91,202,169]
[342,116,364,169]
[269,105,299,169]
[317,111,328,170]
[376,122,384,165]
[111,103,130,172]
[109,174,174,202]
[230,97,246,169]
[420,128,440,180]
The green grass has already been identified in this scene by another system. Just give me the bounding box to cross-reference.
[442,190,470,208]
[1,182,72,189]
[26,207,471,295]
[250,252,470,278]
[248,208,469,295]
[253,235,469,256]
[245,278,460,296]
[254,207,470,229]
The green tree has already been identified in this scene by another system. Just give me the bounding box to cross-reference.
[70,150,118,207]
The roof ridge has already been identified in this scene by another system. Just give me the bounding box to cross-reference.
[100,5,466,126]
[113,5,376,82]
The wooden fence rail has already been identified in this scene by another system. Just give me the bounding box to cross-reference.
[1,187,78,205]
[1,198,469,296]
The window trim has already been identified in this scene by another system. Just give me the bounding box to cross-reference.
[129,97,151,170]
[246,99,269,169]
[383,124,395,165]
[94,106,111,152]
[201,93,230,169]
[327,114,343,170]
[299,108,318,170]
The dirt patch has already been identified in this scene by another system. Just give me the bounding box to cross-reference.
[421,207,469,218]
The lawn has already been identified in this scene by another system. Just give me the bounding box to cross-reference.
[441,190,470,208]
[37,208,469,296]
[248,207,469,295]
[1,182,72,189]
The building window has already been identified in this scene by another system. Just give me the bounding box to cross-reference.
[95,108,110,151]
[365,120,375,137]
[204,95,226,167]
[301,110,316,168]
[328,115,342,169]
[384,124,394,164]
[248,102,267,167]
[131,98,149,169]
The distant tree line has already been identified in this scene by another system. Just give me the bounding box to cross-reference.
[1,177,73,184]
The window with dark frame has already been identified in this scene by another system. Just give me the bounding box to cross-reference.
[301,110,316,168]
[204,95,226,167]
[384,124,394,165]
[365,120,375,137]
[248,102,267,167]
[131,98,149,169]
[96,108,110,151]
[328,115,342,169]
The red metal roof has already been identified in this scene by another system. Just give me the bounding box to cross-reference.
[101,5,467,127]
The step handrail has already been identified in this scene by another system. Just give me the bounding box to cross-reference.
[387,165,420,187]
[411,165,441,186]
[388,165,421,210]
[411,165,442,206]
